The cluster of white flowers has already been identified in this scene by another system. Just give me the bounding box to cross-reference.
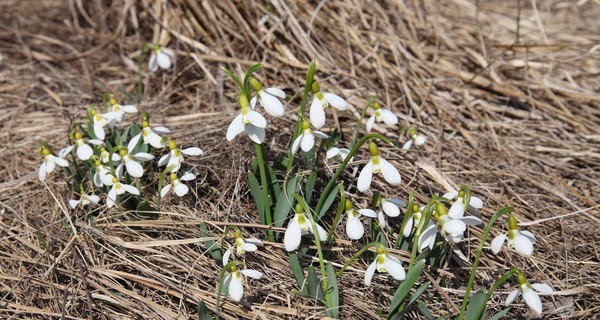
[222,231,264,302]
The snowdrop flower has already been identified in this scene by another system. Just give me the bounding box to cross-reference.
[38,145,70,182]
[364,246,406,286]
[443,189,484,219]
[129,113,171,149]
[344,200,377,240]
[505,272,553,315]
[373,195,406,229]
[158,140,203,173]
[249,78,286,117]
[222,254,263,302]
[92,159,116,187]
[403,204,423,237]
[69,187,100,209]
[160,172,196,197]
[223,231,263,260]
[402,128,427,150]
[89,108,109,140]
[116,145,155,178]
[491,214,536,256]
[309,81,347,129]
[418,202,481,252]
[99,146,121,164]
[103,96,138,124]
[227,94,268,144]
[357,141,401,192]
[326,147,352,163]
[60,132,103,161]
[284,204,327,252]
[291,120,329,154]
[149,45,175,72]
[366,102,398,132]
[106,176,140,208]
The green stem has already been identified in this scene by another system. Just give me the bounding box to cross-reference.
[394,193,414,250]
[255,143,274,242]
[335,241,381,277]
[458,207,514,318]
[326,184,345,243]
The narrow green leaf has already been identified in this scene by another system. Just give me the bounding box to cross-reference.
[417,301,436,320]
[488,307,511,320]
[307,266,324,302]
[404,281,430,311]
[288,252,307,294]
[199,222,222,263]
[221,66,243,92]
[247,171,265,224]
[465,290,487,320]
[266,164,282,200]
[318,185,339,219]
[389,259,426,314]
[197,299,211,320]
[305,170,318,204]
[326,262,339,319]
[273,175,299,228]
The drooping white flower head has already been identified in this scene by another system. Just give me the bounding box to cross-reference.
[326,147,352,163]
[309,81,347,129]
[344,200,377,240]
[149,46,175,72]
[106,176,140,208]
[38,145,70,182]
[227,94,268,144]
[291,120,329,154]
[60,131,103,161]
[418,202,481,252]
[284,204,328,251]
[505,272,553,315]
[99,145,121,164]
[103,96,138,125]
[357,141,401,192]
[373,196,406,229]
[69,187,100,209]
[116,144,155,178]
[366,102,398,132]
[491,214,536,256]
[403,204,424,238]
[89,108,110,140]
[364,246,406,286]
[160,172,196,198]
[249,78,286,118]
[129,113,171,150]
[402,128,427,150]
[222,253,263,302]
[443,189,484,219]
[158,140,203,173]
[223,231,263,262]
[92,158,116,187]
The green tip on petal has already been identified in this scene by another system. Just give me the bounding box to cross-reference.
[294,203,304,213]
[368,141,379,156]
[345,199,353,211]
[311,81,320,94]
[250,78,262,92]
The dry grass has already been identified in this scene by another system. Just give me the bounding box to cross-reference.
[1,0,599,319]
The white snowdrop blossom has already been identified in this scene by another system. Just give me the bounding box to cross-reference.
[291,120,329,154]
[160,172,196,198]
[60,132,103,161]
[403,204,424,237]
[284,204,327,252]
[402,128,427,150]
[326,147,352,163]
[373,196,406,229]
[89,108,109,140]
[222,254,263,302]
[418,202,481,252]
[158,140,203,173]
[364,246,406,286]
[106,177,140,208]
[92,159,116,187]
[309,81,347,129]
[103,96,138,125]
[38,146,70,182]
[443,189,484,219]
[99,146,121,164]
[223,231,263,262]
[505,272,553,315]
[344,200,377,240]
[227,94,268,144]
[491,214,536,256]
[69,188,100,209]
[366,102,398,132]
[129,114,171,149]
[149,46,175,72]
[116,145,155,178]
[249,78,286,117]
[357,141,401,192]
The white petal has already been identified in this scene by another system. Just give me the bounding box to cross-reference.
[522,287,542,314]
[414,134,427,146]
[364,261,377,286]
[53,156,70,167]
[153,126,171,133]
[120,105,138,113]
[222,248,232,266]
[180,172,196,181]
[245,125,266,144]
[240,269,263,279]
[182,147,203,156]
[401,139,413,150]
[69,199,81,209]
[385,256,406,280]
[309,96,326,129]
[469,196,484,209]
[300,132,315,152]
[157,51,172,69]
[146,130,164,148]
[93,172,102,187]
[249,96,257,110]
[94,121,106,140]
[418,224,437,252]
[125,160,144,178]
[382,200,400,217]
[519,230,536,244]
[226,114,245,141]
[148,53,158,72]
[378,211,387,229]
[128,133,142,151]
[461,216,482,226]
[313,223,328,241]
[357,160,373,192]
[403,215,414,237]
[491,234,507,254]
[228,275,244,301]
[241,242,257,252]
[448,201,465,219]
[44,159,56,173]
[381,109,398,125]
[443,219,466,235]
[247,110,268,128]
[313,131,329,140]
[366,115,375,132]
[442,191,458,200]
[323,92,347,110]
[284,219,302,251]
[107,189,117,208]
[160,185,171,198]
[264,87,286,99]
[358,209,377,218]
[174,183,189,197]
[88,195,100,204]
[133,152,155,161]
[291,135,302,154]
[246,238,263,246]
[122,184,140,196]
[88,139,103,145]
[158,153,170,166]
[505,288,521,306]
[115,164,123,180]
[379,157,401,185]
[77,143,94,161]
[512,234,534,256]
[161,48,175,59]
[531,283,553,295]
[346,216,364,240]
[259,91,285,117]
[326,147,339,159]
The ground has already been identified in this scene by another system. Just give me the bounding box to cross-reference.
[0,0,599,319]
